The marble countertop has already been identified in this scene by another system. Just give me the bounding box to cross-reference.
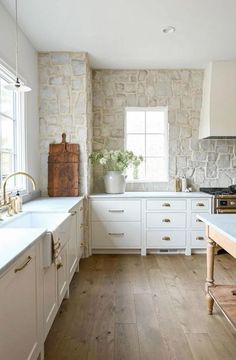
[90,191,212,198]
[0,228,46,276]
[197,214,236,245]
[23,196,84,212]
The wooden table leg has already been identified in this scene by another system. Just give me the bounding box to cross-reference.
[205,237,215,315]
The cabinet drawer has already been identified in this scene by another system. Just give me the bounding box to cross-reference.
[191,231,207,248]
[191,213,206,229]
[147,199,186,211]
[191,199,209,210]
[147,230,186,248]
[92,222,141,248]
[91,200,141,222]
[146,212,186,228]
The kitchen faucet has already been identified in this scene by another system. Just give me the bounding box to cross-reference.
[0,171,36,217]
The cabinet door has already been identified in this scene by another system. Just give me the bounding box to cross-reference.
[0,246,40,360]
[68,213,78,282]
[77,203,84,259]
[43,262,58,340]
[57,244,68,306]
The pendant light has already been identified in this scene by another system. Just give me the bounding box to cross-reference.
[5,0,31,92]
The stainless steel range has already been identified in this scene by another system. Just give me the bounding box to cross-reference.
[200,187,236,214]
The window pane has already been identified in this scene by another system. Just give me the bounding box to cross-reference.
[146,158,166,180]
[1,152,14,181]
[126,134,145,156]
[146,111,164,133]
[0,78,14,117]
[126,111,145,133]
[146,135,165,157]
[1,116,14,151]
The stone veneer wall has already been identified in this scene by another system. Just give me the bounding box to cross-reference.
[39,52,93,257]
[39,52,92,195]
[92,69,236,192]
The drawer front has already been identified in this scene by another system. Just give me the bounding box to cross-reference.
[191,213,206,229]
[146,212,186,228]
[147,230,186,248]
[191,231,207,248]
[92,222,141,248]
[91,200,141,222]
[147,199,186,211]
[191,199,209,211]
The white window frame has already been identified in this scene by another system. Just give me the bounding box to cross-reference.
[124,107,169,183]
[0,59,26,193]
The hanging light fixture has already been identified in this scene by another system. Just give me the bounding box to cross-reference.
[5,0,31,92]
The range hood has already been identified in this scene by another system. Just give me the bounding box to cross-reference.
[199,61,236,139]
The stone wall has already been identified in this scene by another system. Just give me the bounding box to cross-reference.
[39,52,93,257]
[92,69,236,192]
[39,52,92,196]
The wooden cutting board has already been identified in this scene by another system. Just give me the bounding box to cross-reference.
[48,133,80,196]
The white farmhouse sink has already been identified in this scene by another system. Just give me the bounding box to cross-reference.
[0,212,71,267]
[0,211,70,232]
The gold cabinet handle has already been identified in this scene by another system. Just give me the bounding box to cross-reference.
[196,219,202,223]
[196,202,205,207]
[162,236,171,241]
[108,232,124,236]
[71,211,77,216]
[162,203,171,207]
[108,209,124,213]
[162,218,171,223]
[196,236,204,241]
[14,256,32,273]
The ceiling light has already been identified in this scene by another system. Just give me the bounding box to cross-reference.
[5,0,31,93]
[161,26,176,34]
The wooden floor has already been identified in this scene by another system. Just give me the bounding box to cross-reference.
[45,254,236,360]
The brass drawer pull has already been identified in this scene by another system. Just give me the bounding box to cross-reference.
[196,202,205,207]
[162,218,171,223]
[108,210,124,213]
[162,236,171,241]
[196,219,202,223]
[14,256,32,273]
[71,211,77,216]
[162,203,171,207]
[108,232,124,236]
[196,236,204,241]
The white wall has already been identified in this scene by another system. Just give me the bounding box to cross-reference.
[0,3,39,186]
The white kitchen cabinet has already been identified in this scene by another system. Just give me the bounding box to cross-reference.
[43,262,57,340]
[57,243,68,306]
[68,212,78,282]
[89,194,212,255]
[0,244,42,360]
[90,199,142,252]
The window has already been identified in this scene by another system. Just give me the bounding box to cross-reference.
[0,62,25,190]
[125,107,168,182]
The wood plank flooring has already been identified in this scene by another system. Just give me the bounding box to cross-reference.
[45,254,236,360]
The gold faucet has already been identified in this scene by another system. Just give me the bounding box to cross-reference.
[2,171,36,205]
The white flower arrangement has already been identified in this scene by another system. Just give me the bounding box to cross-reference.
[89,149,143,172]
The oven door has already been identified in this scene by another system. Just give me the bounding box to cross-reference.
[215,198,236,213]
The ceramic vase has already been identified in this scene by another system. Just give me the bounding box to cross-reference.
[103,171,126,194]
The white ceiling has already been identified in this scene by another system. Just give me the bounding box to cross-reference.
[1,0,236,69]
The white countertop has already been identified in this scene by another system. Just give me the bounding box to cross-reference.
[0,228,46,276]
[197,214,236,245]
[23,196,84,212]
[90,191,212,198]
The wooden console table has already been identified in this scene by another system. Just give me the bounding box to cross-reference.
[198,214,236,330]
